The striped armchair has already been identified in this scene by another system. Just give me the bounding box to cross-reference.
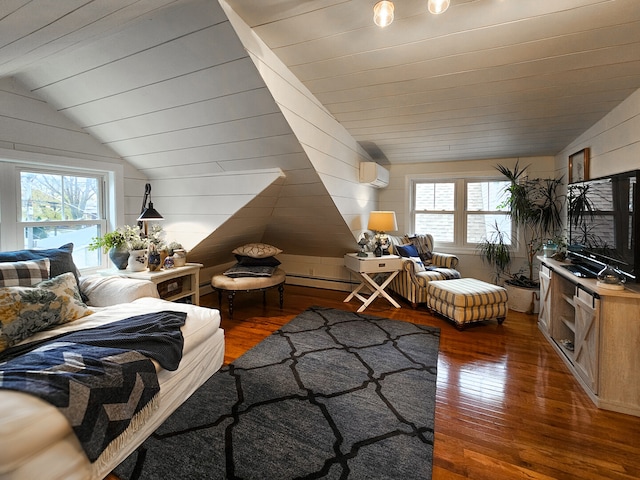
[387,234,461,308]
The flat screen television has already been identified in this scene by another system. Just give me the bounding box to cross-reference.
[567,170,639,282]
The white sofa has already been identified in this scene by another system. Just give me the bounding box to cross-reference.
[0,274,225,480]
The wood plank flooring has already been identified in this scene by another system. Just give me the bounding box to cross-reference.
[111,285,640,479]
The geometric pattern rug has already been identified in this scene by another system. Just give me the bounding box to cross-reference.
[115,306,440,480]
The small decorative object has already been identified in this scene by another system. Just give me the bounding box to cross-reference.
[543,240,558,258]
[147,244,161,271]
[173,248,187,267]
[128,249,147,272]
[357,233,370,257]
[597,264,626,290]
[569,148,590,183]
[159,246,169,266]
[163,256,175,269]
[374,239,384,257]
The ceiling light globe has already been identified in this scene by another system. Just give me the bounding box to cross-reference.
[373,1,394,27]
[428,0,450,15]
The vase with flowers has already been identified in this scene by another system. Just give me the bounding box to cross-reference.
[120,225,149,271]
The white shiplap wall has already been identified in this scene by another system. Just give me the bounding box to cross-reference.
[9,0,381,283]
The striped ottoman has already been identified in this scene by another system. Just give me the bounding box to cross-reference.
[426,278,508,330]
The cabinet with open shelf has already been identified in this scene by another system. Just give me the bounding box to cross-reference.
[538,256,639,417]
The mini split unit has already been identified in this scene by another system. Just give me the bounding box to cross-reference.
[359,162,390,188]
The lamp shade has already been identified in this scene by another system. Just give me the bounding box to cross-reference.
[137,183,163,223]
[367,211,398,232]
[137,202,163,221]
[373,1,394,27]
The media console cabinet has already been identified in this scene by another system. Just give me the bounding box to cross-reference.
[538,256,640,417]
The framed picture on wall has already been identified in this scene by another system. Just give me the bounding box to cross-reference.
[569,148,590,183]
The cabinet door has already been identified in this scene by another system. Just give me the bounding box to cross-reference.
[538,266,552,333]
[573,292,600,394]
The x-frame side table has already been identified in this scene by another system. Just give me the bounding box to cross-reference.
[343,253,403,312]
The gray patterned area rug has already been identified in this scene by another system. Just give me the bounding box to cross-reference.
[115,306,440,480]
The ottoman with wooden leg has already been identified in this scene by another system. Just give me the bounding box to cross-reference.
[211,268,286,319]
[426,278,508,330]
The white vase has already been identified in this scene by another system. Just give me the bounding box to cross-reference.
[128,249,147,272]
[173,249,187,267]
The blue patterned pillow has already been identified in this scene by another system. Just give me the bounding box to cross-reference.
[0,272,93,352]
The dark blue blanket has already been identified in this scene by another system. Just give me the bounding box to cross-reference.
[0,310,187,463]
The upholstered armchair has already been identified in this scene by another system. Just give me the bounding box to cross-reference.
[386,234,461,308]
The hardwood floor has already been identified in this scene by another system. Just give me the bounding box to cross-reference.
[204,285,640,480]
[108,285,640,479]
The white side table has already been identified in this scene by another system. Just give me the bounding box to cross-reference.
[98,263,203,305]
[343,253,403,312]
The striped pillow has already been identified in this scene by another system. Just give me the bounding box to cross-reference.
[0,259,50,287]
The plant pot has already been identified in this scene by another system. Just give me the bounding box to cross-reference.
[505,283,539,314]
[173,249,187,267]
[128,249,147,272]
[108,246,129,270]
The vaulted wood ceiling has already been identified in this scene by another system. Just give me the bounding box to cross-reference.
[225,0,640,163]
[2,0,640,266]
[2,0,640,165]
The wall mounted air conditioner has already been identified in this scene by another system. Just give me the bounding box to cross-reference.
[359,162,390,188]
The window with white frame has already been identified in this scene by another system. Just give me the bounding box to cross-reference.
[1,164,108,269]
[412,177,512,248]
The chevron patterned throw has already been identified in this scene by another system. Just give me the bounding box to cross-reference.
[0,310,187,463]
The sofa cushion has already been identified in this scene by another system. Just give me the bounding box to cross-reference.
[0,259,50,287]
[224,264,277,278]
[395,243,419,258]
[407,235,433,263]
[408,257,426,272]
[0,243,78,281]
[0,272,93,352]
[235,255,281,267]
[232,243,282,259]
[0,243,87,302]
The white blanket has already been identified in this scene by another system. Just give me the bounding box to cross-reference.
[0,297,224,480]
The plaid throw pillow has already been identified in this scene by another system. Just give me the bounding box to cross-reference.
[0,259,50,287]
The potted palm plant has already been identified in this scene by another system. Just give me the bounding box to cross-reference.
[495,161,564,313]
[477,221,512,285]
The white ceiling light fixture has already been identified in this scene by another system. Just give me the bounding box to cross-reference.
[428,0,450,15]
[373,1,394,27]
[374,0,450,27]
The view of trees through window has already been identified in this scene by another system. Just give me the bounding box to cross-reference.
[19,170,104,268]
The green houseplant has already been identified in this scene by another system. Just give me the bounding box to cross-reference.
[477,221,512,285]
[88,230,129,269]
[496,161,564,288]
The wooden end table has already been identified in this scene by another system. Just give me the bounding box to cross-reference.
[99,262,203,305]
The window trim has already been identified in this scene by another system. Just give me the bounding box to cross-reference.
[0,148,125,273]
[407,172,516,255]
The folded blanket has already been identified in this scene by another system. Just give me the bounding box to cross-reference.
[0,310,187,463]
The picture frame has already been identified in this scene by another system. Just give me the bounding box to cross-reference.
[569,148,590,183]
